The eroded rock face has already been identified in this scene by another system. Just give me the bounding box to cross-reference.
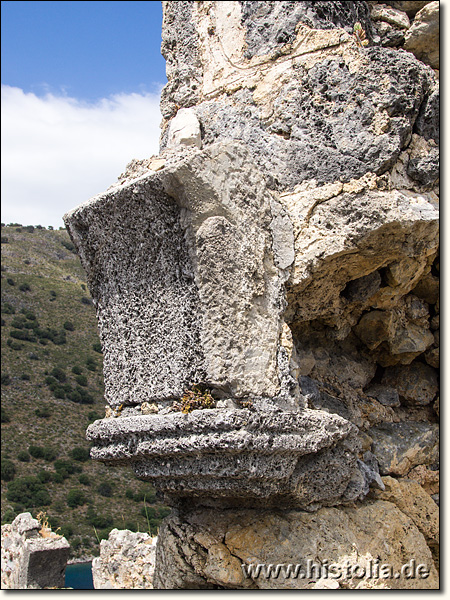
[154,503,438,589]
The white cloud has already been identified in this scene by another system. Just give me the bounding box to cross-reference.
[1,85,162,227]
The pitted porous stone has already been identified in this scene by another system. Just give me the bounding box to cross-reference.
[160,2,437,191]
[65,141,289,406]
[86,407,368,509]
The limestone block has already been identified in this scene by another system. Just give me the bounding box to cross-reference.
[92,529,157,589]
[404,1,439,69]
[153,501,438,589]
[1,513,69,590]
[65,141,289,407]
[371,4,410,29]
[167,108,202,149]
[87,407,369,509]
[369,421,439,475]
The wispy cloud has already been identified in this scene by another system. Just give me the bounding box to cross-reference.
[1,85,162,227]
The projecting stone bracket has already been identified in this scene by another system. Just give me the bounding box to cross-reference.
[87,407,376,509]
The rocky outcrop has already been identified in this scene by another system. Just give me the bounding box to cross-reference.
[64,0,439,589]
[92,529,157,589]
[1,513,70,590]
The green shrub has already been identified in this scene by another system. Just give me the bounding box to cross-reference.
[92,342,102,353]
[61,240,76,253]
[75,374,88,387]
[125,488,134,500]
[60,524,73,538]
[63,321,74,331]
[29,445,45,459]
[141,506,157,519]
[1,460,16,482]
[50,367,66,383]
[70,447,90,462]
[24,311,36,320]
[97,482,113,497]
[86,509,113,529]
[21,373,31,381]
[51,472,64,483]
[78,474,91,486]
[1,373,12,385]
[1,406,10,423]
[6,476,51,506]
[49,290,57,300]
[19,282,31,292]
[11,316,26,329]
[87,411,101,423]
[1,302,15,314]
[1,236,8,243]
[17,450,30,462]
[37,470,52,483]
[67,489,86,508]
[86,357,97,372]
[29,445,57,461]
[72,366,83,375]
[54,459,81,475]
[52,386,66,399]
[10,329,37,342]
[7,278,15,286]
[7,339,23,350]
[81,297,92,305]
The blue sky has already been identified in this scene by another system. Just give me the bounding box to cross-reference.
[1,1,167,227]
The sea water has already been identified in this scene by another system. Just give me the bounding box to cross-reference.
[64,562,94,589]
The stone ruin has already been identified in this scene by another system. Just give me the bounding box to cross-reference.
[1,513,70,589]
[64,1,439,589]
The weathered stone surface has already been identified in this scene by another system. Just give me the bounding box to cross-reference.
[1,513,69,590]
[282,175,438,324]
[382,362,438,405]
[365,384,400,407]
[154,502,438,589]
[92,529,157,589]
[87,407,370,509]
[412,271,439,304]
[373,476,439,548]
[404,1,439,69]
[371,4,410,29]
[414,86,439,143]
[369,421,439,475]
[408,464,439,495]
[381,2,430,18]
[167,108,202,149]
[160,2,436,191]
[65,141,289,406]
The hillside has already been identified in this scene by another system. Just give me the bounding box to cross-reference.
[1,224,170,559]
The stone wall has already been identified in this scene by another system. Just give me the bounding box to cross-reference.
[64,0,439,589]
